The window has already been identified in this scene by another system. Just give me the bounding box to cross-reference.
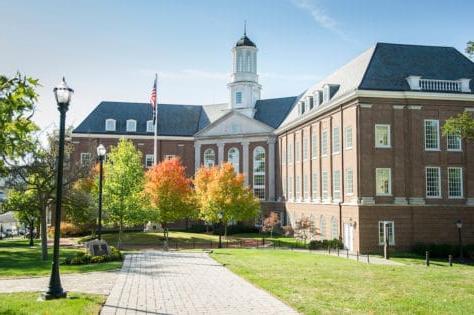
[253,146,265,200]
[332,127,340,154]
[126,119,137,132]
[282,176,287,198]
[330,217,338,240]
[322,171,329,201]
[321,130,328,156]
[288,143,293,164]
[105,119,116,131]
[376,168,391,196]
[320,216,326,240]
[164,154,176,160]
[378,221,395,245]
[80,153,92,166]
[345,126,352,149]
[323,85,330,103]
[425,167,441,198]
[311,130,317,159]
[303,136,309,160]
[345,168,353,195]
[333,170,341,200]
[236,91,242,104]
[448,167,463,198]
[227,147,240,172]
[424,120,440,150]
[447,133,462,151]
[288,176,293,200]
[295,175,301,200]
[303,175,309,200]
[295,141,301,162]
[146,120,154,133]
[204,149,215,167]
[375,124,390,148]
[312,172,318,200]
[309,96,314,110]
[299,102,305,115]
[145,154,154,168]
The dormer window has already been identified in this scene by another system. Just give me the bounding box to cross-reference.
[308,96,314,110]
[299,101,305,115]
[105,119,116,131]
[236,91,242,104]
[323,85,330,103]
[126,119,137,132]
[146,120,154,133]
[313,90,322,107]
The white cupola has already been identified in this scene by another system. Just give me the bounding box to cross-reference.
[227,25,262,117]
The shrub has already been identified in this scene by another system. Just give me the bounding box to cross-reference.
[212,223,259,235]
[412,243,474,258]
[188,224,208,233]
[62,246,123,265]
[282,225,294,237]
[49,222,86,237]
[90,255,107,264]
[309,239,344,250]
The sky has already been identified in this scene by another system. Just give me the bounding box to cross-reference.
[1,0,473,132]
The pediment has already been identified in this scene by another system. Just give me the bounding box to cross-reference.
[195,111,274,137]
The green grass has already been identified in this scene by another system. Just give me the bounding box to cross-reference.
[0,240,122,278]
[0,292,105,315]
[211,249,474,314]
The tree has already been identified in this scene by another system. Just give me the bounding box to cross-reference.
[63,176,97,235]
[0,73,39,175]
[194,163,260,237]
[262,211,280,238]
[466,40,474,59]
[101,138,145,248]
[2,189,40,246]
[144,157,196,244]
[442,112,474,141]
[294,216,317,244]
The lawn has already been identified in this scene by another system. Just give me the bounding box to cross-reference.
[0,240,122,278]
[0,292,105,315]
[211,249,474,314]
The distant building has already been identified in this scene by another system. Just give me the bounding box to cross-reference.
[71,31,474,253]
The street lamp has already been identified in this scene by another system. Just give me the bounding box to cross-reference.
[42,77,73,300]
[456,219,464,262]
[217,212,223,248]
[96,144,106,240]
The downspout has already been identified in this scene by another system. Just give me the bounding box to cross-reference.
[339,103,344,242]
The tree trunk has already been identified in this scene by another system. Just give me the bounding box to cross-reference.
[40,205,48,260]
[118,220,123,250]
[29,221,35,246]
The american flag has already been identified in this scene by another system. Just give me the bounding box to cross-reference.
[150,74,157,124]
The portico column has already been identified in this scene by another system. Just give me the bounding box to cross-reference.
[217,142,225,164]
[267,138,276,201]
[242,141,250,185]
[194,142,201,172]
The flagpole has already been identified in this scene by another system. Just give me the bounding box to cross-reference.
[153,73,158,166]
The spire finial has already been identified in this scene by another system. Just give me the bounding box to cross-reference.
[244,20,247,36]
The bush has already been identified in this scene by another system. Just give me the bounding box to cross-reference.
[63,246,123,265]
[212,223,259,235]
[412,243,474,258]
[282,225,294,237]
[48,222,86,237]
[309,239,344,250]
[188,224,208,233]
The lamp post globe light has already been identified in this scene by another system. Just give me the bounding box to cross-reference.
[96,144,106,240]
[456,219,463,262]
[42,77,73,300]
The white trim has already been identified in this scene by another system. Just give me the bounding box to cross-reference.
[375,168,392,196]
[126,119,137,132]
[446,133,462,152]
[425,166,442,199]
[359,103,372,108]
[424,119,440,151]
[407,105,422,110]
[145,154,154,168]
[72,133,194,140]
[105,119,116,131]
[392,105,405,110]
[378,221,395,246]
[447,167,464,199]
[374,124,391,148]
[146,120,154,133]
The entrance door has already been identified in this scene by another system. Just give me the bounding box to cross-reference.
[343,223,354,252]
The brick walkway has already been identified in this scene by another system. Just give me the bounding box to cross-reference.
[101,251,298,315]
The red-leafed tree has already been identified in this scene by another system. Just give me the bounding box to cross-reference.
[144,157,196,243]
[262,211,280,238]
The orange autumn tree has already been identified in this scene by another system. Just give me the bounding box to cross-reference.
[194,162,260,237]
[144,157,196,241]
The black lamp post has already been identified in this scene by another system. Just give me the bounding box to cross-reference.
[96,144,106,240]
[456,220,463,262]
[42,77,73,300]
[218,212,223,248]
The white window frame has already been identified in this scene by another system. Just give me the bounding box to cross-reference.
[332,126,340,154]
[425,166,441,198]
[253,146,266,200]
[295,175,301,201]
[236,91,242,104]
[126,119,137,132]
[424,119,440,151]
[319,215,326,240]
[311,172,318,201]
[303,175,309,200]
[80,152,92,166]
[288,143,293,164]
[375,168,392,196]
[203,148,216,167]
[378,221,395,246]
[105,119,116,131]
[288,176,293,200]
[448,167,463,199]
[164,154,176,160]
[321,129,328,157]
[321,171,329,201]
[295,141,301,162]
[227,147,240,172]
[345,126,352,150]
[345,168,353,195]
[447,133,462,152]
[146,120,154,133]
[333,170,341,201]
[311,130,317,159]
[375,124,391,148]
[145,154,154,168]
[303,136,309,160]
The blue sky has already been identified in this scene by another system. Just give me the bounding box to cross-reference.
[1,0,473,131]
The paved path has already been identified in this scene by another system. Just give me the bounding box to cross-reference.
[102,251,298,315]
[0,270,119,295]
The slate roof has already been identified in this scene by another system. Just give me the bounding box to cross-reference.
[236,35,256,47]
[254,97,298,128]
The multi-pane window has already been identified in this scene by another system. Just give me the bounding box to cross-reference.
[345,168,353,195]
[164,154,176,160]
[303,136,309,160]
[288,176,293,200]
[126,119,137,132]
[330,216,338,240]
[295,141,301,162]
[282,176,287,198]
[203,148,215,167]
[295,175,301,200]
[253,147,266,200]
[303,175,309,200]
[145,154,154,168]
[345,126,352,149]
[425,167,441,198]
[312,172,318,200]
[236,91,242,104]
[320,215,326,239]
[424,120,440,150]
[376,168,391,196]
[287,143,293,164]
[311,130,317,159]
[332,127,340,154]
[378,221,395,245]
[227,147,240,172]
[80,153,92,166]
[105,119,116,131]
[146,120,154,132]
[375,124,390,148]
[322,171,329,200]
[333,170,341,200]
[321,130,329,156]
[448,167,463,198]
[447,133,462,151]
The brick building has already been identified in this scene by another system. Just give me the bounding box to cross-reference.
[72,32,474,253]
